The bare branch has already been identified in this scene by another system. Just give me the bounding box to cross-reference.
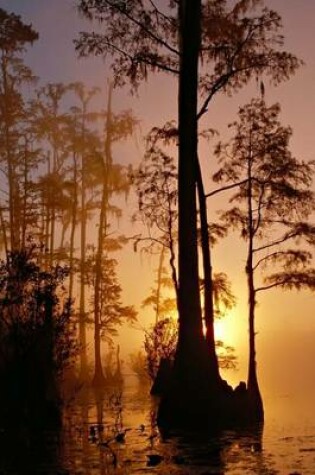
[81,0,179,56]
[206,178,248,199]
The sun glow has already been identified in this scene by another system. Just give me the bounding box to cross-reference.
[214,319,227,342]
[213,309,241,347]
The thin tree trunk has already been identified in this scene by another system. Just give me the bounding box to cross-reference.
[79,161,88,379]
[49,184,56,267]
[92,85,113,386]
[246,149,264,421]
[43,153,51,270]
[44,204,50,268]
[1,54,17,251]
[58,221,67,256]
[166,182,179,306]
[78,106,88,381]
[0,206,8,255]
[69,150,78,300]
[21,138,28,248]
[92,181,107,386]
[155,246,165,324]
[196,157,220,382]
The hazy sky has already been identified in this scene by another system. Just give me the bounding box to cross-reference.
[2,0,315,396]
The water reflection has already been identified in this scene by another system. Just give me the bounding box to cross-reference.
[0,379,298,474]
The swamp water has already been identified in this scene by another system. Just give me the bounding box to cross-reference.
[0,377,314,474]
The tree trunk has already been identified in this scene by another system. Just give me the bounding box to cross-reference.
[246,253,264,421]
[69,150,78,300]
[196,157,220,382]
[21,138,29,249]
[0,207,8,255]
[1,55,18,251]
[176,0,204,371]
[155,246,165,323]
[49,147,58,267]
[92,85,113,386]
[158,0,221,430]
[246,155,264,422]
[78,106,89,381]
[92,181,107,386]
[43,153,51,270]
[78,151,88,380]
[92,306,105,386]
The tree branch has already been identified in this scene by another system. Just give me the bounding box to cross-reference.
[101,0,179,57]
[197,22,255,120]
[205,178,248,199]
[253,231,300,253]
[255,281,283,293]
[253,250,303,272]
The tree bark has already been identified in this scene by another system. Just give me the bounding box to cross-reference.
[1,54,18,251]
[78,125,88,380]
[158,0,221,430]
[92,85,113,386]
[246,151,264,422]
[69,150,78,300]
[174,0,205,371]
[155,246,165,324]
[196,158,220,382]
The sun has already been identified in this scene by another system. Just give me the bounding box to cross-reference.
[214,319,226,342]
[213,310,240,346]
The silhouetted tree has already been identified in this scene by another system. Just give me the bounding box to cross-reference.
[0,8,38,251]
[213,98,315,420]
[76,0,301,427]
[85,85,137,385]
[0,242,76,427]
[35,83,73,266]
[68,82,101,380]
[131,132,178,301]
[85,247,137,383]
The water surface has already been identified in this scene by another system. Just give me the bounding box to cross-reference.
[1,378,314,474]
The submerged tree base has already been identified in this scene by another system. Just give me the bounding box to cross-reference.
[158,383,264,433]
[156,358,264,432]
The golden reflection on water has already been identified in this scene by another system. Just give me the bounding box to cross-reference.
[60,379,273,475]
[1,379,315,474]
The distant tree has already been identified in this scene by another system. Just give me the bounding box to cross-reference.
[131,131,178,301]
[68,82,101,380]
[0,8,38,251]
[85,246,137,384]
[213,98,315,419]
[34,83,72,265]
[85,84,137,385]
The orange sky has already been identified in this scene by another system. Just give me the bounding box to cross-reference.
[3,0,315,396]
